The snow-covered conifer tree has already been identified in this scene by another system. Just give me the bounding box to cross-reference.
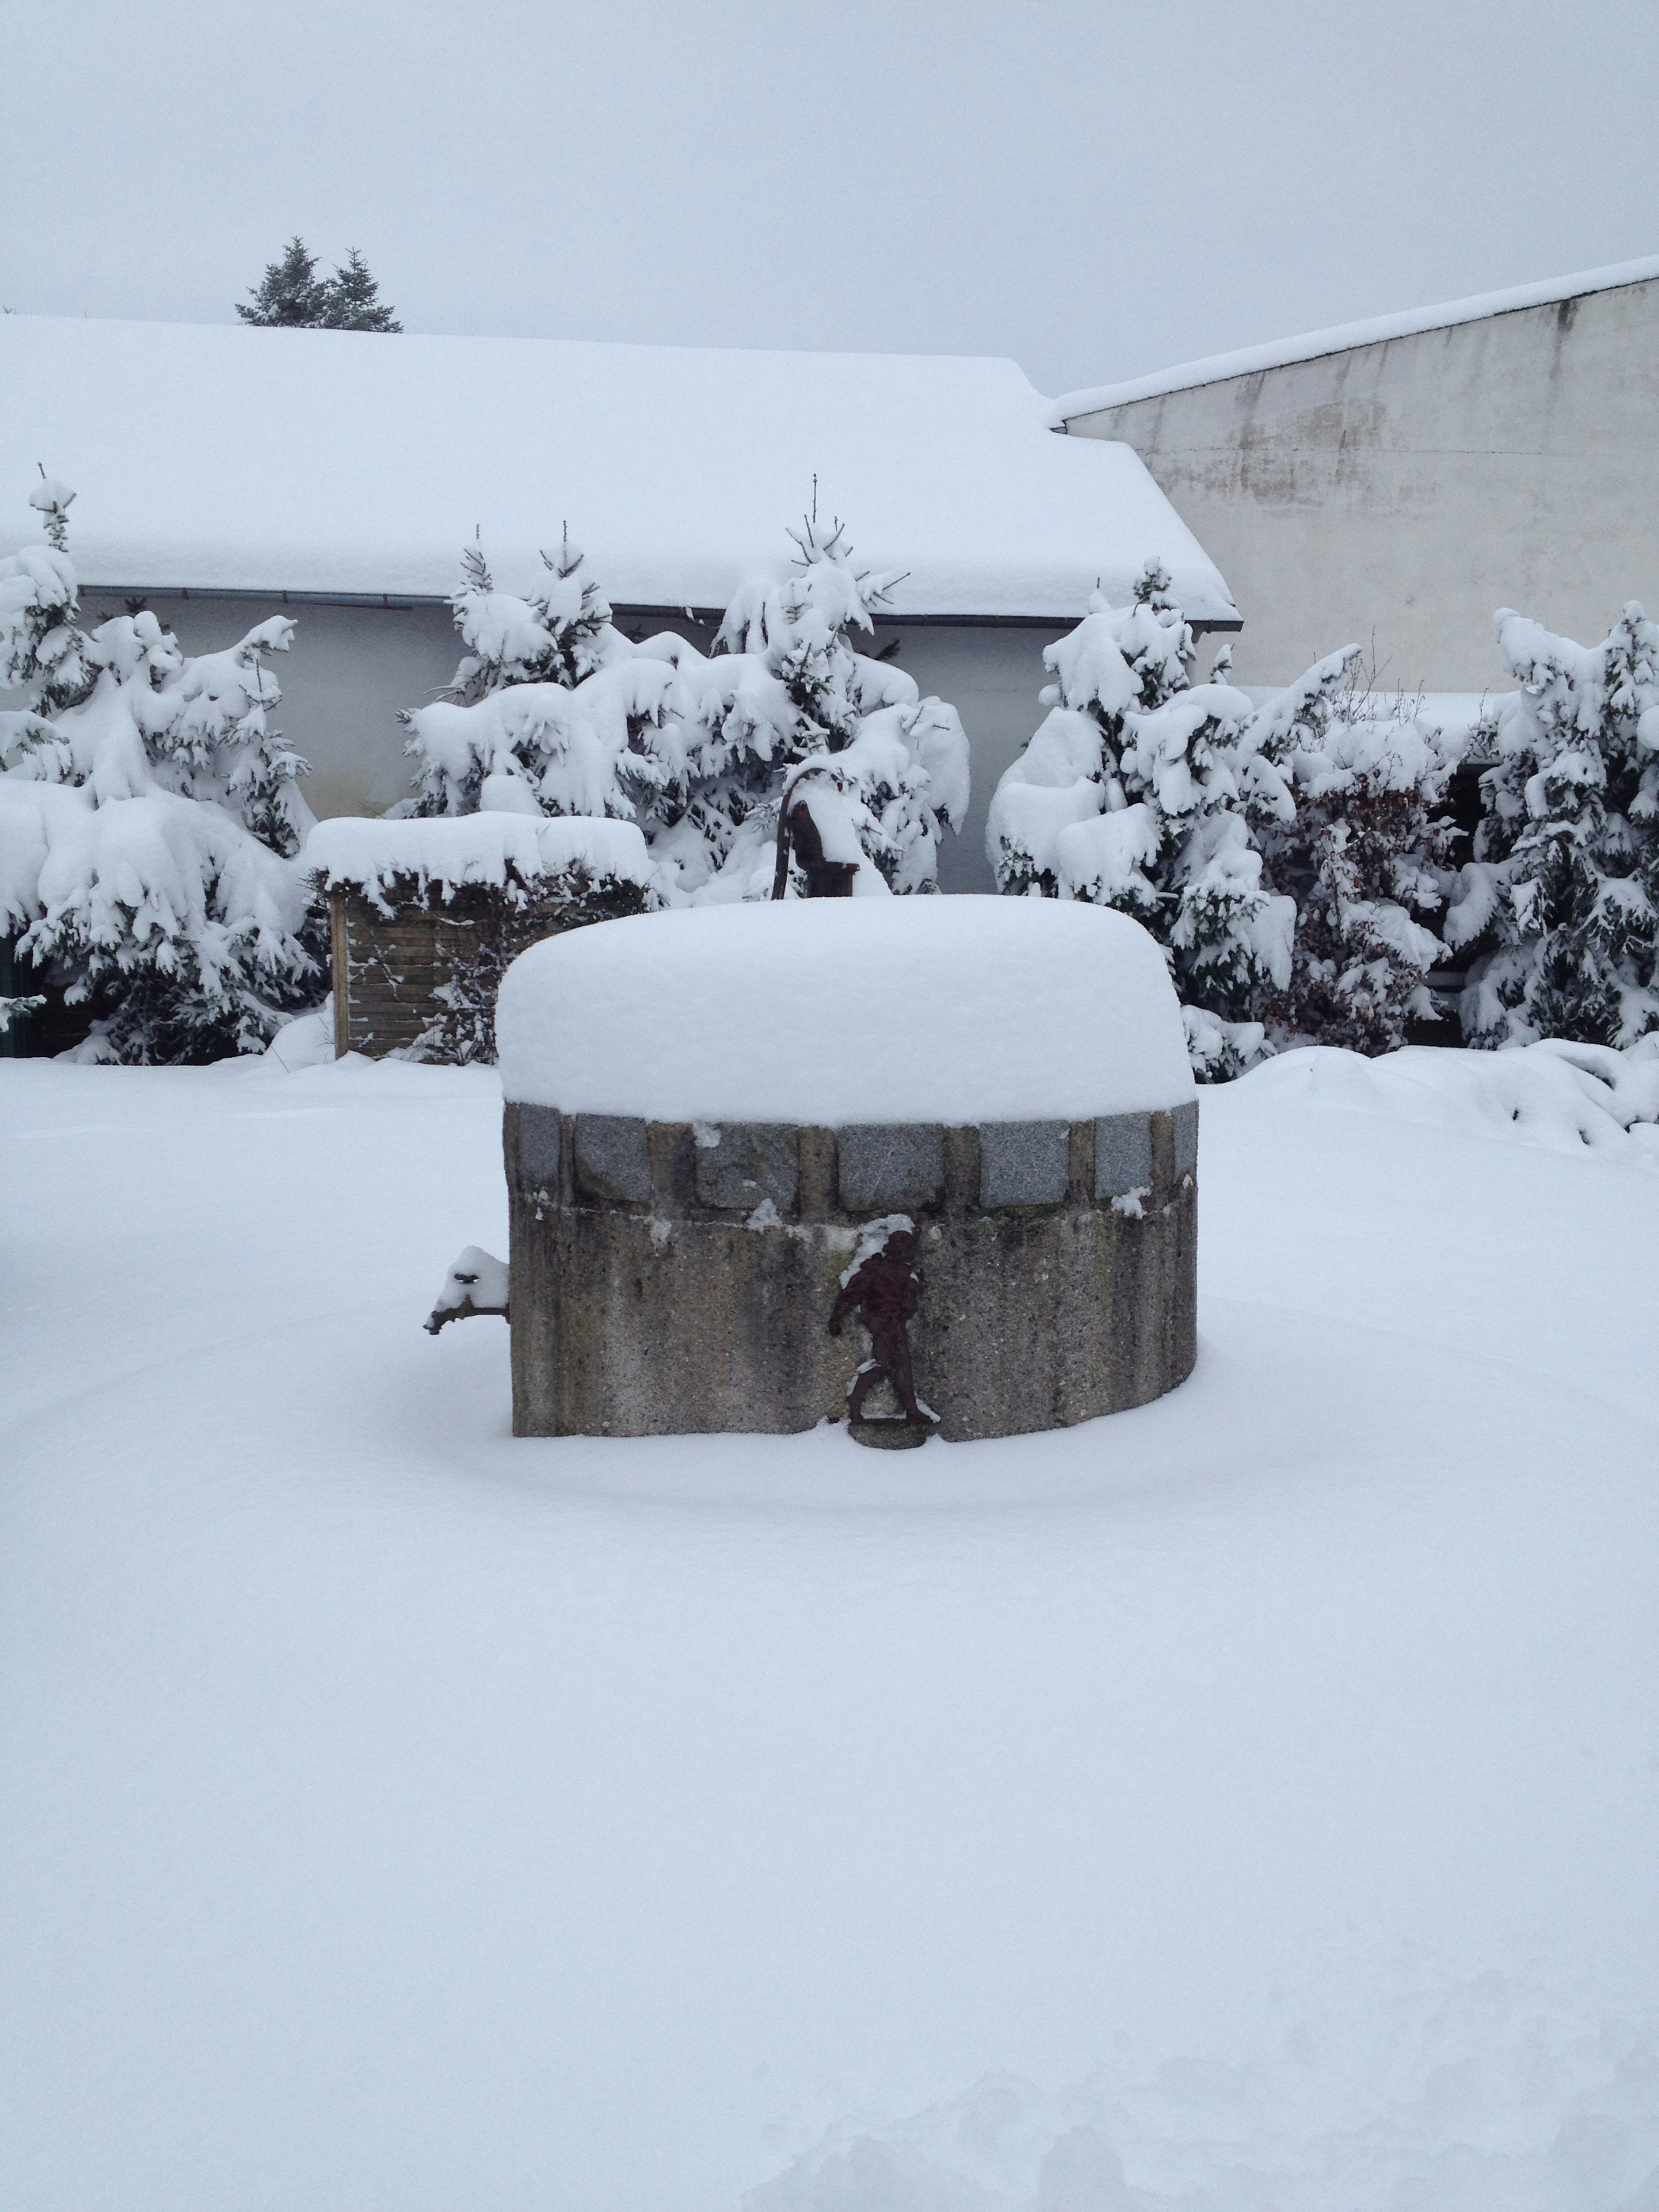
[1446,603,1659,1046]
[1258,683,1462,1054]
[401,533,683,825]
[988,560,1353,1072]
[235,238,331,327]
[318,248,402,333]
[1,477,98,719]
[0,482,317,1061]
[121,612,315,856]
[400,506,968,899]
[650,506,969,900]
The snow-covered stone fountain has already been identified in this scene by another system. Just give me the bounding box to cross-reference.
[494,899,1197,1444]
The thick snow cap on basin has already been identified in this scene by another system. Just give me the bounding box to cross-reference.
[496,898,1194,1125]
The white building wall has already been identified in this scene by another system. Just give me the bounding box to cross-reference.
[1063,277,1659,690]
[868,623,1053,892]
[95,593,1060,891]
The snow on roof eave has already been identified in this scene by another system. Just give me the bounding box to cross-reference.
[1051,253,1659,423]
[68,582,1245,627]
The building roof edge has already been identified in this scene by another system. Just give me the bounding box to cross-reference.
[1051,254,1659,423]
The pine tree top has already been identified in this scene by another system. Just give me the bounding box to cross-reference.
[29,470,76,552]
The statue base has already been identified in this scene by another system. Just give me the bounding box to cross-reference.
[848,1414,935,1451]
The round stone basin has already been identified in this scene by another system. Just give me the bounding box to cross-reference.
[495,899,1198,1442]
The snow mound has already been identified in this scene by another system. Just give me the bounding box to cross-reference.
[496,896,1195,1124]
[261,1000,335,1071]
[751,1967,1659,2212]
[304,813,652,909]
[1240,1039,1659,1165]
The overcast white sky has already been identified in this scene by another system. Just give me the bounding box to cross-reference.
[4,0,1656,397]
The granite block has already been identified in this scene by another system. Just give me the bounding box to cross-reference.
[573,1113,652,1204]
[837,1123,945,1212]
[514,1103,562,1189]
[1173,1099,1199,1179]
[1094,1111,1154,1199]
[979,1120,1070,1208]
[693,1122,799,1212]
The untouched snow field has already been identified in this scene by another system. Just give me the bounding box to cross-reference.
[3,1046,1659,2211]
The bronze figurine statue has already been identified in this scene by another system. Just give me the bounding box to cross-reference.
[829,1228,934,1428]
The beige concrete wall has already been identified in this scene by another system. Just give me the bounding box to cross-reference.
[1064,278,1659,690]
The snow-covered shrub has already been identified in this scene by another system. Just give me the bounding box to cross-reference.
[1258,679,1463,1055]
[988,561,1354,1076]
[0,480,318,1062]
[1447,603,1659,1048]
[1240,1032,1659,1167]
[400,534,685,825]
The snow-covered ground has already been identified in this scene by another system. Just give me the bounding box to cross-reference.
[3,1046,1658,2211]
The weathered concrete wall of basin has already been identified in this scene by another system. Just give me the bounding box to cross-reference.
[505,1102,1197,1443]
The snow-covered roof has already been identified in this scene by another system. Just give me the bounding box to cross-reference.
[0,316,1239,625]
[1052,254,1659,422]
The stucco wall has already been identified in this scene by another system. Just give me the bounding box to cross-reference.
[868,621,1053,891]
[1063,277,1659,690]
[79,592,1061,891]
